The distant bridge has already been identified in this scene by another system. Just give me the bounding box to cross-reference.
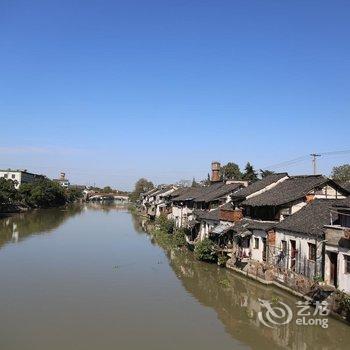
[87,193,129,203]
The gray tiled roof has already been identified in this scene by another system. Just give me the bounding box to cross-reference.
[242,175,335,207]
[172,182,224,202]
[194,183,242,203]
[231,173,288,199]
[275,199,339,237]
[333,196,350,208]
[193,208,220,221]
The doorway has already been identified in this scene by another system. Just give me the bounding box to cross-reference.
[329,252,338,287]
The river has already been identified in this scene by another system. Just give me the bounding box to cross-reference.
[0,204,349,350]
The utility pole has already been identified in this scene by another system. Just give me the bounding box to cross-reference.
[310,153,321,175]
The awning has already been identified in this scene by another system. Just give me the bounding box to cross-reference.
[211,223,234,235]
[239,230,252,238]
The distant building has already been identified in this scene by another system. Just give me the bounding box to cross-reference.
[53,172,70,188]
[0,169,45,189]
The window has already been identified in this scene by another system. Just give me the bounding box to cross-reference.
[308,243,316,261]
[339,212,350,228]
[12,174,15,179]
[4,174,8,178]
[281,240,287,253]
[345,255,350,274]
[254,237,259,249]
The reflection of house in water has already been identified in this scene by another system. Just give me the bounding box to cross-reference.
[161,245,350,350]
[0,205,83,249]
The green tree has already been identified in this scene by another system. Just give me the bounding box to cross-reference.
[0,178,18,205]
[243,162,258,182]
[194,238,217,262]
[65,187,84,202]
[103,186,113,193]
[19,179,66,208]
[220,162,242,180]
[331,164,350,182]
[260,169,275,178]
[130,178,154,202]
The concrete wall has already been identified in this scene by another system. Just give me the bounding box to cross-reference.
[250,230,267,262]
[275,230,322,279]
[0,171,41,189]
[171,205,193,227]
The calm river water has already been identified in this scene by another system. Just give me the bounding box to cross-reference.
[0,204,349,350]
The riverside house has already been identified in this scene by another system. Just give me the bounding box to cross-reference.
[191,172,291,244]
[194,175,349,288]
[236,176,347,271]
[0,169,44,189]
[171,162,244,228]
[324,197,350,293]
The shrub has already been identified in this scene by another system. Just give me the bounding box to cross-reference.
[217,254,229,267]
[194,238,217,262]
[156,214,175,234]
[172,228,186,247]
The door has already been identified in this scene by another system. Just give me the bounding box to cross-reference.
[262,238,267,262]
[329,252,338,287]
[290,240,296,270]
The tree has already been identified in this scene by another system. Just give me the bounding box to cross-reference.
[331,164,350,182]
[194,238,217,262]
[19,179,66,208]
[0,178,18,205]
[220,162,242,180]
[65,187,84,202]
[260,169,275,178]
[103,186,113,193]
[130,178,154,202]
[243,162,258,182]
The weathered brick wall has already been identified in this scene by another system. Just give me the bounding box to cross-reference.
[219,208,243,222]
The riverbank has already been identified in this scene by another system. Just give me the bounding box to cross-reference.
[138,214,350,325]
[1,204,350,349]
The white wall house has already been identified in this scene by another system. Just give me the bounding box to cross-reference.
[53,172,70,188]
[0,169,44,189]
[324,199,350,293]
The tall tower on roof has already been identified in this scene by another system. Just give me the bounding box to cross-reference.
[211,161,221,182]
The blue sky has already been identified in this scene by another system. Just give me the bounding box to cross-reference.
[1,0,349,190]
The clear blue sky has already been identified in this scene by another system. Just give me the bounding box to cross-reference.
[1,0,349,190]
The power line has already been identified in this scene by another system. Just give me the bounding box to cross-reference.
[261,149,350,173]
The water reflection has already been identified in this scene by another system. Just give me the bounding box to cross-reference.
[0,203,132,250]
[0,205,84,249]
[134,215,350,350]
[0,207,349,350]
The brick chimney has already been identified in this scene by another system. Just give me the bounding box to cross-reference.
[306,194,315,203]
[211,161,221,182]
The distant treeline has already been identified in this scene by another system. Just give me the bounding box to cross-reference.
[0,178,83,212]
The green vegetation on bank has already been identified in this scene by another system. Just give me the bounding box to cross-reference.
[0,178,83,211]
[150,214,187,249]
[148,214,221,264]
[194,238,217,263]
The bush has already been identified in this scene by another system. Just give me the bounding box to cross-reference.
[0,178,18,205]
[156,214,175,234]
[217,254,229,267]
[194,238,217,262]
[172,228,187,247]
[65,187,83,202]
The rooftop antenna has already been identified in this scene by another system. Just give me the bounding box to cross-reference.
[310,153,321,175]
